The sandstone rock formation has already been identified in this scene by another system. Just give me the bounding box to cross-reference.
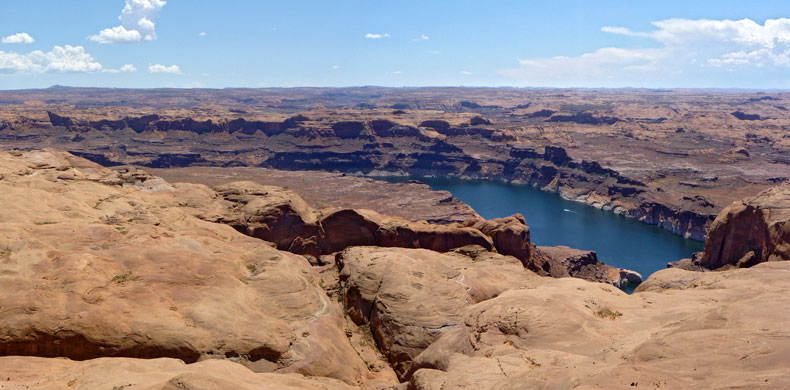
[0,357,355,390]
[699,181,790,269]
[208,181,495,259]
[0,150,381,386]
[406,262,790,389]
[537,245,643,288]
[149,166,479,224]
[2,149,790,390]
[337,246,541,379]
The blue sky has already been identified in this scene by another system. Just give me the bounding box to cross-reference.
[1,0,789,89]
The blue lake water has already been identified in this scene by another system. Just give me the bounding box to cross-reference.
[378,177,704,282]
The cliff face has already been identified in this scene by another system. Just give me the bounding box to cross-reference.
[2,149,790,389]
[37,111,716,239]
[6,84,786,244]
[699,182,790,269]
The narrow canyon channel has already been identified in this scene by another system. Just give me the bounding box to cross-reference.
[378,177,705,285]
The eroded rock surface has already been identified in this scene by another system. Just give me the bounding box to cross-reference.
[337,246,541,379]
[537,245,643,288]
[0,150,376,386]
[699,181,790,269]
[407,262,790,389]
[0,357,355,390]
[2,149,790,390]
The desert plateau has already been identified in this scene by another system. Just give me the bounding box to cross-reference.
[2,1,790,389]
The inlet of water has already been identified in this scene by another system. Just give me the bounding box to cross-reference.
[378,177,704,283]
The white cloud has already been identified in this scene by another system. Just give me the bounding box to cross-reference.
[90,0,166,44]
[199,32,207,37]
[413,34,429,41]
[331,65,340,69]
[392,70,402,74]
[365,33,391,39]
[0,45,103,73]
[148,63,180,74]
[459,71,472,75]
[2,33,35,44]
[90,26,142,44]
[600,26,652,38]
[104,63,137,73]
[501,17,790,86]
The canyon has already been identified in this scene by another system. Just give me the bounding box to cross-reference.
[1,87,788,240]
[0,87,789,389]
[0,149,788,390]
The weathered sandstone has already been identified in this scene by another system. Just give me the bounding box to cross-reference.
[699,181,790,269]
[537,245,643,288]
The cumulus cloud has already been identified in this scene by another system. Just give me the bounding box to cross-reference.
[199,32,207,37]
[365,33,391,39]
[148,63,180,74]
[413,34,429,41]
[0,45,103,73]
[501,17,790,86]
[90,0,166,44]
[459,71,472,75]
[2,33,35,44]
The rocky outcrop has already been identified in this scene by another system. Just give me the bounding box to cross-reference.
[3,149,790,390]
[537,246,642,288]
[210,181,494,259]
[699,182,790,269]
[543,145,572,166]
[458,214,536,268]
[46,111,73,127]
[0,150,378,385]
[332,121,368,139]
[406,262,790,389]
[337,246,541,379]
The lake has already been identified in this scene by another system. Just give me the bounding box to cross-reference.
[377,176,705,283]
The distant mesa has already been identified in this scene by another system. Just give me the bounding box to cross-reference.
[419,120,451,130]
[548,112,621,125]
[731,111,767,121]
[331,121,368,139]
[528,109,555,118]
[469,116,491,126]
[458,101,481,108]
